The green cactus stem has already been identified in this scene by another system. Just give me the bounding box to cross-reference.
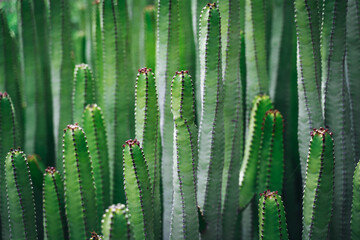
[197,3,224,239]
[101,204,132,240]
[123,139,154,240]
[294,0,323,180]
[302,128,334,240]
[82,104,110,223]
[0,10,24,146]
[239,95,273,210]
[0,92,17,239]
[321,1,352,238]
[92,0,103,105]
[170,71,198,240]
[134,67,161,238]
[257,110,284,194]
[218,0,243,238]
[144,6,156,70]
[351,161,360,239]
[5,149,37,240]
[62,123,98,239]
[258,190,289,240]
[244,0,269,117]
[72,64,96,124]
[43,167,67,240]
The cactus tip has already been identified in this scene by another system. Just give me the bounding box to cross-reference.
[138,67,152,74]
[260,190,278,199]
[67,123,79,130]
[125,139,140,147]
[207,3,216,8]
[45,167,56,174]
[311,128,332,136]
[175,70,189,75]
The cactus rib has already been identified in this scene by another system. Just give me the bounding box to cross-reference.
[101,204,132,240]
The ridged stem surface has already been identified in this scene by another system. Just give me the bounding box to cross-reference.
[351,161,360,239]
[43,167,67,240]
[5,149,37,239]
[63,124,98,239]
[197,4,224,239]
[101,204,132,240]
[135,68,161,239]
[302,128,334,240]
[72,64,96,124]
[144,6,156,70]
[123,140,154,240]
[82,104,110,223]
[239,95,273,210]
[258,190,289,240]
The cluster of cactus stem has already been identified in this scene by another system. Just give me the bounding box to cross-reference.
[0,0,359,239]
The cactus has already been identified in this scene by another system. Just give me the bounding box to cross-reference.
[62,123,98,239]
[123,139,154,240]
[144,6,156,70]
[258,190,289,240]
[0,10,24,146]
[197,3,224,239]
[92,0,103,104]
[218,0,243,238]
[5,149,37,239]
[239,95,273,210]
[0,92,17,239]
[294,0,323,180]
[101,204,132,240]
[43,167,67,240]
[302,128,334,240]
[72,64,96,124]
[134,67,162,239]
[82,104,110,222]
[257,110,284,194]
[170,71,198,240]
[244,0,269,116]
[351,161,360,239]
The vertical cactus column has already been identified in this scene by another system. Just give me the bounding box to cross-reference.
[101,204,132,240]
[134,68,161,239]
[351,161,360,239]
[257,110,284,194]
[170,71,198,240]
[62,124,98,239]
[82,104,110,224]
[92,0,103,104]
[144,6,156,70]
[239,95,273,210]
[197,3,224,239]
[0,10,24,146]
[72,64,96,124]
[302,128,334,240]
[156,0,180,235]
[218,0,243,239]
[43,167,67,240]
[5,149,37,240]
[123,140,154,240]
[0,92,17,239]
[294,0,323,180]
[258,190,289,240]
[321,1,353,238]
[244,0,269,116]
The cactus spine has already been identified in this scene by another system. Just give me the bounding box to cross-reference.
[197,3,224,239]
[239,95,273,209]
[82,104,110,222]
[5,149,37,239]
[62,124,98,239]
[0,92,17,239]
[123,139,154,240]
[170,71,198,240]
[101,204,132,240]
[257,110,284,194]
[72,64,96,124]
[134,67,161,239]
[258,190,289,240]
[43,167,67,240]
[302,128,334,240]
